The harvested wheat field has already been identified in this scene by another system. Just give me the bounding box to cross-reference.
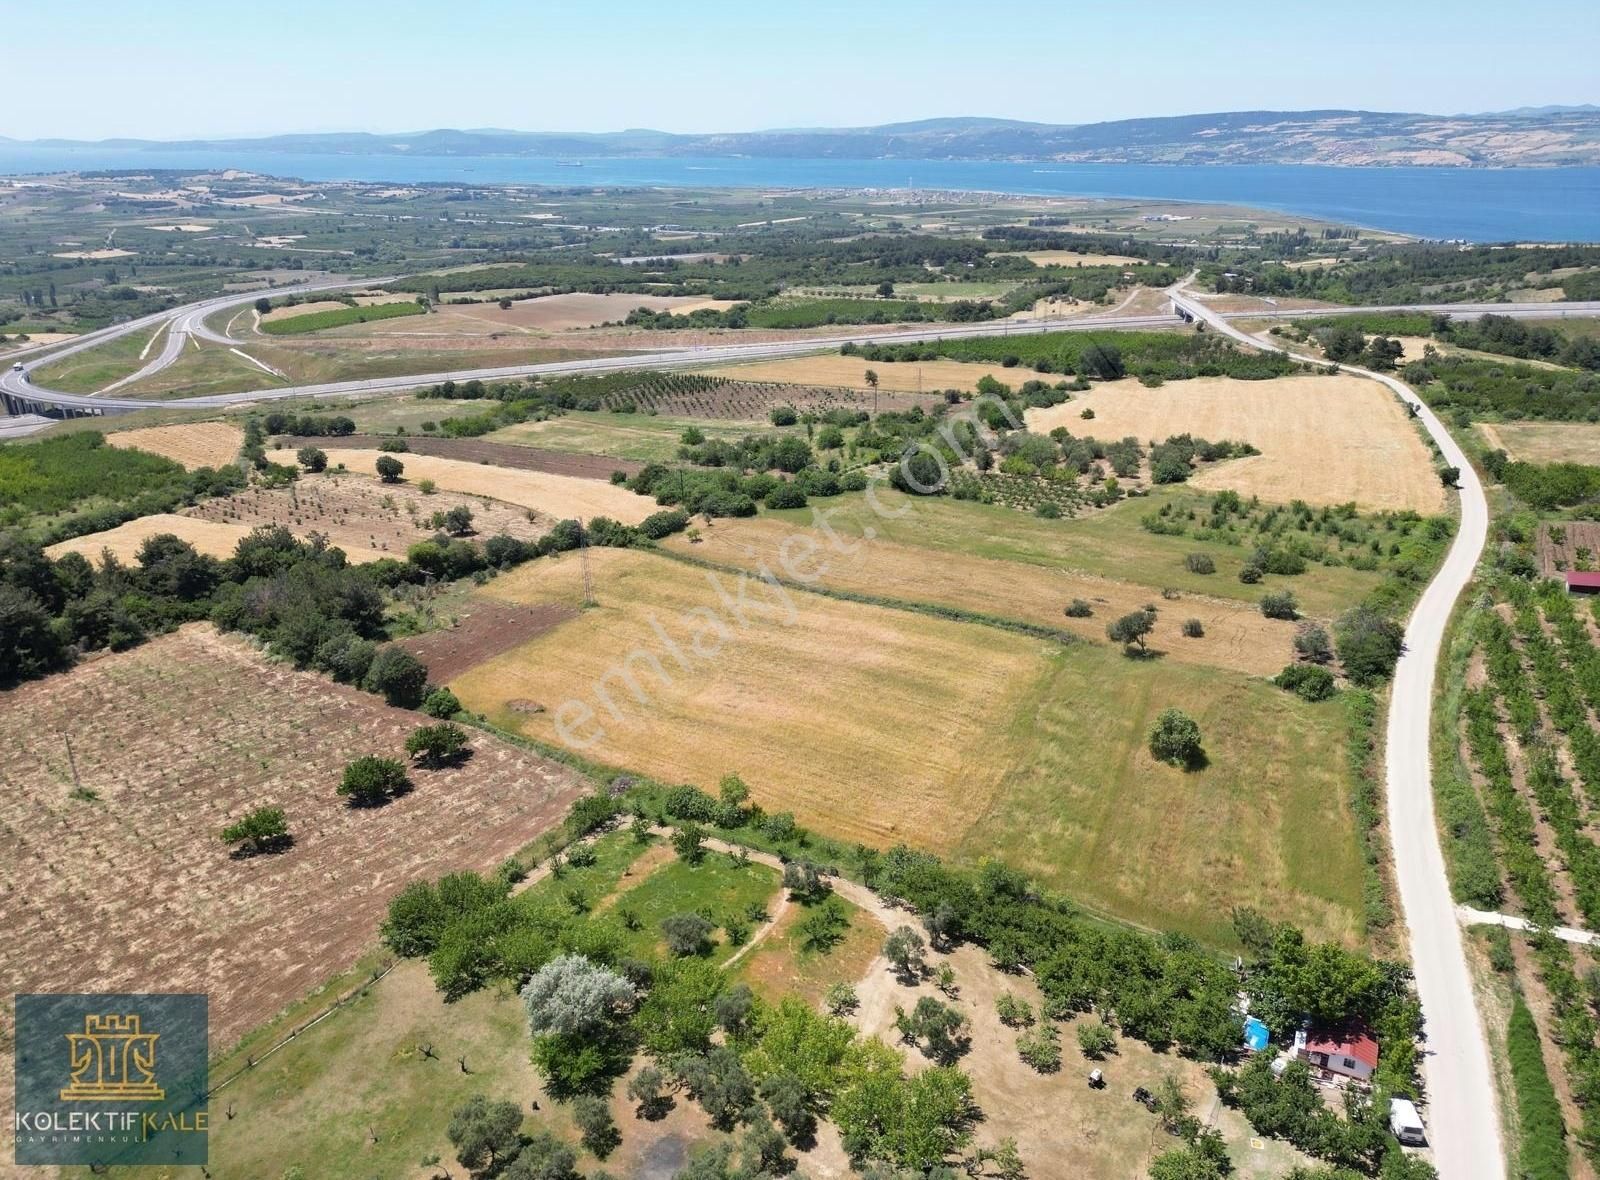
[1028,373,1446,512]
[422,292,742,334]
[696,353,1020,394]
[0,625,586,1054]
[451,548,1048,850]
[1018,250,1143,267]
[1480,421,1600,466]
[106,420,244,467]
[258,299,350,324]
[188,471,551,559]
[266,448,656,524]
[663,515,1295,676]
[46,514,272,564]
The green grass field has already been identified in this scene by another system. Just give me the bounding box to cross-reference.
[260,300,425,335]
[491,410,785,461]
[608,852,781,965]
[765,486,1385,619]
[28,323,165,393]
[963,643,1366,946]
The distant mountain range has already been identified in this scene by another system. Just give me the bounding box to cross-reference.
[11,108,1600,167]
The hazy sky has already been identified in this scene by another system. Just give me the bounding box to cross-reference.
[9,0,1598,139]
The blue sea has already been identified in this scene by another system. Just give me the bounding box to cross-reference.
[3,145,1597,242]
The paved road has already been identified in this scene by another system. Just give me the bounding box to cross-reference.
[4,280,1598,423]
[1174,288,1500,1180]
[1460,906,1600,948]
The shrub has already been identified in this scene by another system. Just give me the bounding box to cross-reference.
[770,406,798,426]
[1259,590,1299,620]
[996,993,1034,1028]
[1017,1022,1061,1072]
[825,981,859,1015]
[220,805,289,855]
[1064,599,1093,618]
[1184,552,1215,575]
[421,687,462,718]
[1148,709,1203,768]
[375,455,405,482]
[1182,618,1204,638]
[1076,1021,1117,1059]
[296,446,327,473]
[1336,605,1406,686]
[765,483,808,510]
[405,721,469,767]
[364,645,429,707]
[1238,562,1263,584]
[662,913,715,957]
[1293,622,1334,664]
[338,756,411,806]
[1274,663,1337,702]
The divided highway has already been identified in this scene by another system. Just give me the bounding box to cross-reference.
[4,278,1599,421]
[1173,289,1500,1180]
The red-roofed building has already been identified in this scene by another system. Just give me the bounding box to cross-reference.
[1301,1025,1380,1082]
[1568,572,1600,595]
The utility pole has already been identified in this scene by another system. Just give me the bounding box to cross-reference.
[580,535,595,608]
[64,734,82,793]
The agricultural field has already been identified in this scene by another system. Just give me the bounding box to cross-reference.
[439,292,743,332]
[1026,373,1447,513]
[283,434,643,481]
[265,447,657,524]
[760,484,1394,619]
[1442,585,1600,1178]
[1479,421,1600,466]
[493,411,784,463]
[104,421,244,468]
[44,513,274,564]
[666,514,1296,676]
[696,353,1021,395]
[445,546,1367,944]
[0,625,586,1058]
[452,547,1047,852]
[258,298,426,335]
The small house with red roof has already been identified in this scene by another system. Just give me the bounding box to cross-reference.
[1300,1025,1379,1083]
[1567,572,1600,596]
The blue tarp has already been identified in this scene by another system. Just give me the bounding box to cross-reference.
[1243,1016,1270,1052]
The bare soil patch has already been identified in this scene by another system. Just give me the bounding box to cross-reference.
[265,447,657,524]
[1536,521,1600,577]
[284,433,644,480]
[106,421,244,468]
[0,625,586,1054]
[399,600,577,683]
[1027,373,1446,513]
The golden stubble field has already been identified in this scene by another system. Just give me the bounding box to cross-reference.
[266,447,658,523]
[662,515,1296,676]
[105,421,244,468]
[1027,373,1447,513]
[1479,421,1600,465]
[450,548,1049,850]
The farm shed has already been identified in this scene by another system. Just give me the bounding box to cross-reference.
[1566,571,1600,595]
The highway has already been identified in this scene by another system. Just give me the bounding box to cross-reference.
[3,278,1598,422]
[1173,287,1501,1180]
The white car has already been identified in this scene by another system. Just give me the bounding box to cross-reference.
[10,362,21,372]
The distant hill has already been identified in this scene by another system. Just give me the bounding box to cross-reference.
[17,108,1600,167]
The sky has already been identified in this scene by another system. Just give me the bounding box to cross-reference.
[8,0,1598,140]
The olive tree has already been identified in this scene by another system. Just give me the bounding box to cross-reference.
[884,926,927,983]
[1148,709,1204,768]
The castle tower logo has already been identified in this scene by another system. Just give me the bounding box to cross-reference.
[59,1013,165,1102]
